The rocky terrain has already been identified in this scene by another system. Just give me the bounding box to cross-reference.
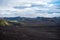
[0,18,60,40]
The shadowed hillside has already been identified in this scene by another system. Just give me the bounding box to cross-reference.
[0,18,60,40]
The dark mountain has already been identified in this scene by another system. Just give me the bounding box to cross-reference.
[2,17,60,27]
[0,17,60,40]
[3,17,22,21]
[3,17,60,23]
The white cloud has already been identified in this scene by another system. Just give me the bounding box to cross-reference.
[0,0,60,17]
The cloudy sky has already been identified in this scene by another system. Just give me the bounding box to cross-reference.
[0,0,60,18]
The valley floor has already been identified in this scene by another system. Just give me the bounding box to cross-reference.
[0,25,60,40]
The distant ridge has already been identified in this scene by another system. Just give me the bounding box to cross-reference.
[1,17,60,27]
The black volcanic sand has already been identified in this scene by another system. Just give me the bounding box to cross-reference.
[0,26,60,40]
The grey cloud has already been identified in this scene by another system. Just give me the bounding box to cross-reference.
[14,3,48,9]
[31,4,46,8]
[14,6,29,9]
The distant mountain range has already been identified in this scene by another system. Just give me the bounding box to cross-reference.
[0,17,59,27]
[3,17,60,22]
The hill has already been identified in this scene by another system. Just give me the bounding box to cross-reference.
[0,17,60,40]
[3,17,60,27]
